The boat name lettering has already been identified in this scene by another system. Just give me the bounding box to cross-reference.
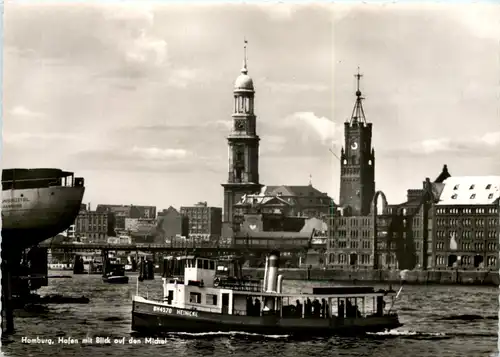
[2,197,29,203]
[152,306,198,317]
[2,203,23,209]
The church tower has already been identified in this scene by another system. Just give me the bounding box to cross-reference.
[221,40,262,227]
[339,69,375,216]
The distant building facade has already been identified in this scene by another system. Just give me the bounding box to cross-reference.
[156,206,189,243]
[431,175,500,271]
[125,217,155,232]
[96,204,156,230]
[233,185,333,233]
[180,202,222,242]
[74,210,109,242]
[107,235,132,245]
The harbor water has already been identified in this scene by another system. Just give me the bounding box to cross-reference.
[1,272,498,357]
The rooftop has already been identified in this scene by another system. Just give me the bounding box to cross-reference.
[436,176,500,206]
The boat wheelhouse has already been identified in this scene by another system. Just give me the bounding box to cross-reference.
[132,252,402,336]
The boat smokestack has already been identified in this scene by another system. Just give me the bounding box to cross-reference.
[266,251,280,293]
[263,255,269,292]
[276,274,284,293]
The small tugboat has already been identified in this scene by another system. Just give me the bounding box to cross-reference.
[102,262,129,284]
[131,251,402,336]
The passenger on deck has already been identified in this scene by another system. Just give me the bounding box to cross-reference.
[338,300,345,319]
[354,304,361,318]
[254,298,261,317]
[246,296,254,316]
[295,300,303,318]
[346,299,353,318]
[305,298,312,317]
[321,299,327,318]
[312,299,321,317]
[376,296,385,316]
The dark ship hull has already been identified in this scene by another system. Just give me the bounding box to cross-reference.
[1,168,85,252]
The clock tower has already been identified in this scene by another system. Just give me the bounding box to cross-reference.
[221,40,262,228]
[339,69,375,216]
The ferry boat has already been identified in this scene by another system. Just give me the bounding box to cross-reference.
[1,168,85,252]
[131,251,402,336]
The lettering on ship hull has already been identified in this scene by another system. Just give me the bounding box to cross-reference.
[2,197,29,209]
[152,305,198,317]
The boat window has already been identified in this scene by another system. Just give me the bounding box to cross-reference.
[196,259,202,268]
[209,261,215,270]
[203,260,209,270]
[189,292,202,304]
[167,290,174,304]
[206,294,218,306]
[190,259,196,268]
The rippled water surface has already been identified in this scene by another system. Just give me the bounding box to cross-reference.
[1,273,498,357]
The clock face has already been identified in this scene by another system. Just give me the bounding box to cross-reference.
[350,139,359,150]
[236,120,245,130]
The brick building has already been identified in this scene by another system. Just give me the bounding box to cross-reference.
[180,202,222,242]
[328,70,435,271]
[431,175,499,270]
[327,70,379,269]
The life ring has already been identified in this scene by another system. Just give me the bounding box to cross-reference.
[214,277,220,287]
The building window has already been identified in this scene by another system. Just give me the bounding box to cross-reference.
[469,185,475,190]
[453,185,459,190]
[189,292,202,304]
[486,184,492,189]
[487,256,497,267]
[206,294,218,306]
[451,194,458,199]
[470,194,476,199]
[488,193,494,199]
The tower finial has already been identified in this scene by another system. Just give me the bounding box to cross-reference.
[309,174,312,186]
[355,66,363,97]
[349,67,367,125]
[242,37,248,74]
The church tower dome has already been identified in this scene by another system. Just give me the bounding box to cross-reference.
[222,38,262,230]
[234,40,254,92]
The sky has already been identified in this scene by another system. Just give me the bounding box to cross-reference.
[2,2,500,212]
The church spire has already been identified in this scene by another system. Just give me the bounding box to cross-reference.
[349,67,367,125]
[241,38,248,74]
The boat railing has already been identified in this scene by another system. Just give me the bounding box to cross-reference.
[182,303,220,313]
[2,174,84,189]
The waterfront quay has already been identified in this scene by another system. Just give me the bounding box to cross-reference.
[243,267,500,286]
[39,240,499,286]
